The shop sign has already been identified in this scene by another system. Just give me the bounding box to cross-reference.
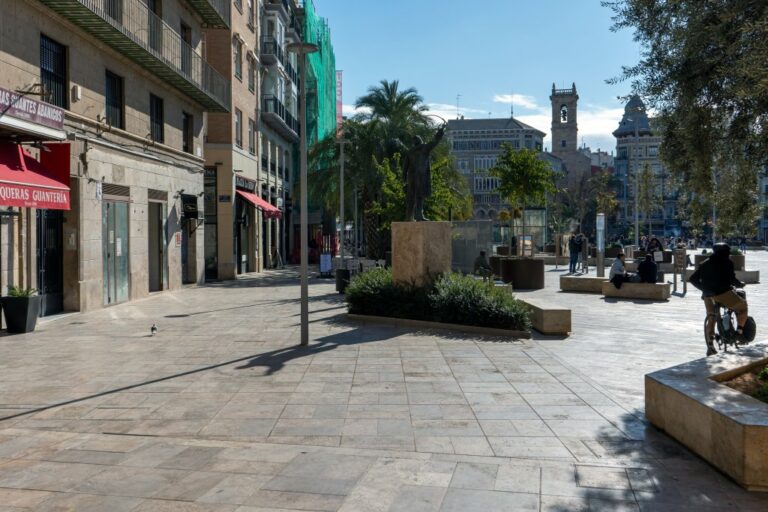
[235,175,256,193]
[0,86,64,131]
[0,183,69,209]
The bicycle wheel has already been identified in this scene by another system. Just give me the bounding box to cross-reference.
[717,311,735,351]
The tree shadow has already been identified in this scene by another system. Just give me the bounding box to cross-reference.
[549,408,768,511]
[234,326,402,376]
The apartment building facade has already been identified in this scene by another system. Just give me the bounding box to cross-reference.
[446,117,545,220]
[0,0,229,314]
[613,96,680,237]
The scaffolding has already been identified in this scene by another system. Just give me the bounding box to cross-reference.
[302,0,337,149]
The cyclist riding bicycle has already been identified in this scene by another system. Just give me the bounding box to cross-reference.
[689,243,748,356]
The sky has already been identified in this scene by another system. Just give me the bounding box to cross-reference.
[315,0,643,153]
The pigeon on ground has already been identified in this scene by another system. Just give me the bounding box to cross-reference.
[151,324,158,336]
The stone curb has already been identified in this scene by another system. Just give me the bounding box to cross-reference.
[346,313,531,340]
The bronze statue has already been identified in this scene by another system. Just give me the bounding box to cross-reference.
[402,124,445,221]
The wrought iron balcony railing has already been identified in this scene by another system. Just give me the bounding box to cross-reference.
[40,0,230,112]
[262,95,299,142]
[184,0,230,28]
[261,37,284,65]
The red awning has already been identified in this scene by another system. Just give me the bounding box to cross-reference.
[236,190,282,219]
[0,143,70,210]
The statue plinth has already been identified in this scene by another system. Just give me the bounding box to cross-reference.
[392,222,452,287]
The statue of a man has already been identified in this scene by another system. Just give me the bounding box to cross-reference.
[402,124,446,221]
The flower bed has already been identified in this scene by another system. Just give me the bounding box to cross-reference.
[345,268,532,332]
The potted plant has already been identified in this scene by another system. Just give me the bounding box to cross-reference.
[605,242,623,259]
[730,247,745,271]
[2,286,42,334]
[490,147,555,290]
[694,249,710,269]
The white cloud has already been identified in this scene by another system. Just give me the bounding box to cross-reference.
[517,106,624,154]
[425,103,488,123]
[492,94,539,110]
[342,104,370,117]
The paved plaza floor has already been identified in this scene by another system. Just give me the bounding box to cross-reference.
[0,252,767,511]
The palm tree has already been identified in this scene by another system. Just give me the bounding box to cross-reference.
[355,79,428,127]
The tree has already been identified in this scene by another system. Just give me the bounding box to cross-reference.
[591,171,620,221]
[636,164,659,236]
[604,0,768,233]
[713,162,762,238]
[490,146,556,256]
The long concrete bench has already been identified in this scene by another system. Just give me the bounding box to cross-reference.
[601,281,671,301]
[684,269,760,284]
[520,299,571,335]
[559,275,607,293]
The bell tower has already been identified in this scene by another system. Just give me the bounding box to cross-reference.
[550,82,579,157]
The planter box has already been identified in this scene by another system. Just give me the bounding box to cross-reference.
[731,254,745,271]
[489,255,503,278]
[347,313,530,339]
[496,246,510,256]
[646,346,768,491]
[559,275,607,293]
[506,258,545,290]
[601,281,671,301]
[2,295,42,333]
[694,254,746,271]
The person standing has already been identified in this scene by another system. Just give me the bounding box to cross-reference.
[568,235,578,273]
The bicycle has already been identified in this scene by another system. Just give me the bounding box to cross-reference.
[704,288,756,353]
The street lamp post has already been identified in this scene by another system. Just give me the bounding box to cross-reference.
[338,139,348,269]
[633,118,640,246]
[287,40,319,346]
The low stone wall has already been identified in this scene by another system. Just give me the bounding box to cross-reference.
[559,275,607,293]
[684,268,760,284]
[520,299,571,336]
[602,281,671,301]
[646,345,768,491]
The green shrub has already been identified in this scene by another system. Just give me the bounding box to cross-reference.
[730,247,743,256]
[430,273,531,331]
[345,269,531,332]
[755,383,768,404]
[610,242,623,249]
[758,366,768,382]
[7,286,36,297]
[345,268,430,320]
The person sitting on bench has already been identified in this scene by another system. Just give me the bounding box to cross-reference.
[637,253,658,283]
[473,250,493,282]
[609,253,639,289]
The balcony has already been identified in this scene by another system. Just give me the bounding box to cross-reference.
[285,61,298,84]
[39,0,230,112]
[262,95,299,142]
[261,37,284,66]
[184,0,230,28]
[265,0,292,19]
[287,14,303,41]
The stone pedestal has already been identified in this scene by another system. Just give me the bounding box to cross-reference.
[392,222,451,287]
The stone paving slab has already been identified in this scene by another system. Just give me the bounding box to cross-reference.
[0,259,766,510]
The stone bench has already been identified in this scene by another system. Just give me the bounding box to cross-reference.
[601,281,671,301]
[646,348,768,491]
[684,269,760,284]
[520,299,571,335]
[559,275,607,293]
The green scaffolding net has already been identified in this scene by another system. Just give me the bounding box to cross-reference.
[303,0,337,149]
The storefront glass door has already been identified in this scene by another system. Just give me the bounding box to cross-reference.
[102,201,129,305]
[36,209,63,316]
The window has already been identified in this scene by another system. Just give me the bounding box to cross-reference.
[234,39,242,80]
[248,118,255,154]
[180,23,192,75]
[560,105,568,123]
[149,94,164,143]
[234,109,242,148]
[105,70,124,129]
[247,56,255,92]
[247,0,254,29]
[40,35,67,109]
[648,146,659,157]
[561,139,566,148]
[147,0,162,51]
[182,112,193,154]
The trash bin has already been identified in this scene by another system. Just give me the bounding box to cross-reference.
[336,268,351,294]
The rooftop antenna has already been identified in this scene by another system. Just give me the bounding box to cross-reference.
[456,94,462,119]
[510,88,514,118]
[488,112,492,119]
